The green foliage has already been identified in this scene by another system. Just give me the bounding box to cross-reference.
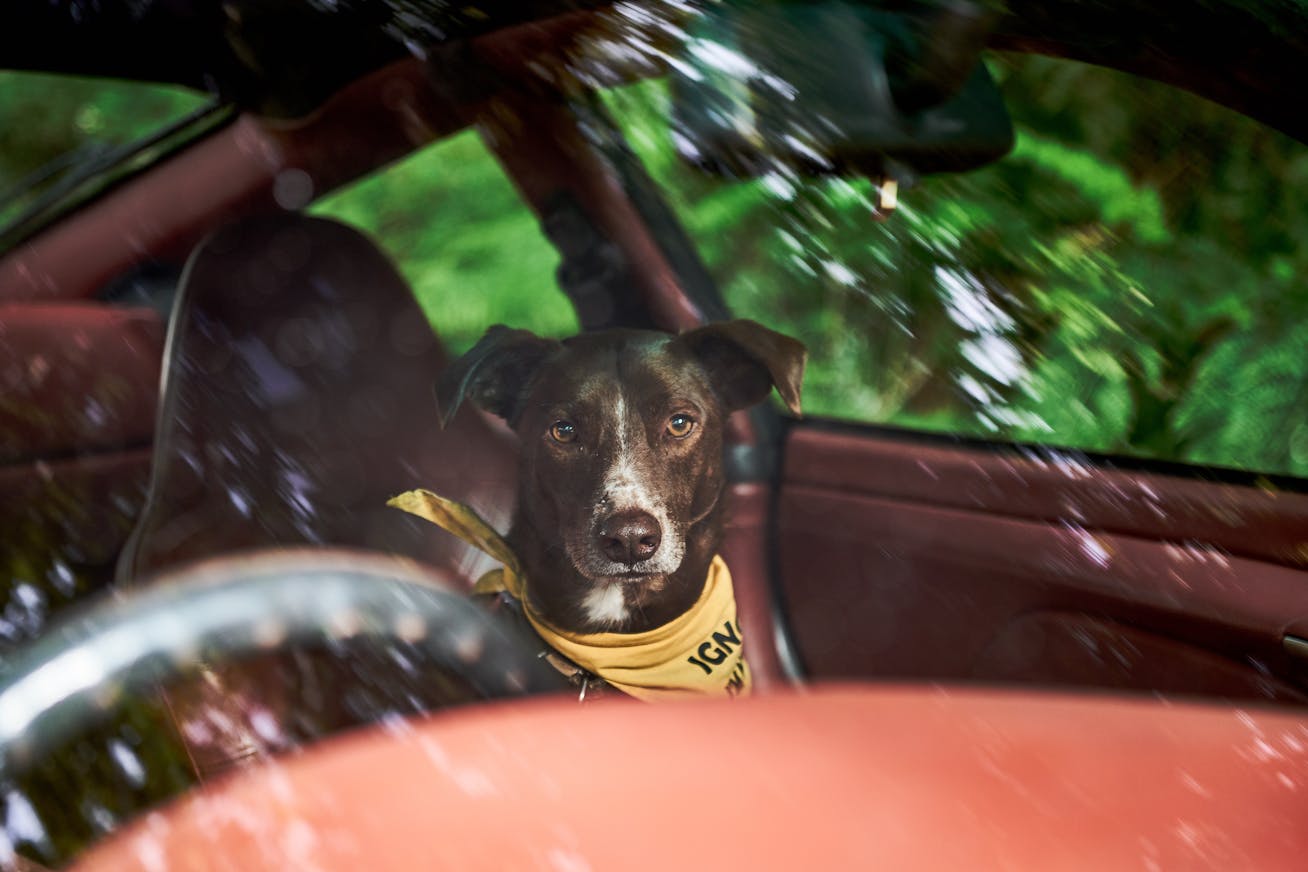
[1012,133,1170,245]
[10,696,197,866]
[310,129,576,354]
[602,56,1308,477]
[0,71,205,226]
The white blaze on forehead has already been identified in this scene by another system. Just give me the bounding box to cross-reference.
[602,390,663,515]
[582,584,628,627]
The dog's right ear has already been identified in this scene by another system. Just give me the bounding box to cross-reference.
[678,319,807,416]
[436,325,560,427]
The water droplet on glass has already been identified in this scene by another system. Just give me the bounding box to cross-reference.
[108,738,147,788]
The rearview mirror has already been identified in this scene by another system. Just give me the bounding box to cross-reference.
[670,0,1014,181]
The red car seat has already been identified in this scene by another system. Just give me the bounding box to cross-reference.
[114,212,523,779]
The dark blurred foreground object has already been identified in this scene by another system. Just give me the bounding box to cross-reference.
[0,0,605,117]
[68,685,1308,870]
[670,0,1014,179]
[1,0,1304,143]
[0,550,565,865]
[0,551,565,779]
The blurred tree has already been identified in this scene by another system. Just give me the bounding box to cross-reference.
[0,71,204,225]
[602,53,1308,477]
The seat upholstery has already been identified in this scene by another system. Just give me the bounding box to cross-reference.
[0,303,163,463]
[0,303,163,642]
[117,213,518,587]
[114,213,522,780]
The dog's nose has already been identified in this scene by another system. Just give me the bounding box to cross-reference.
[598,511,662,565]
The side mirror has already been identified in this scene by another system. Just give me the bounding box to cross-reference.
[670,0,1014,181]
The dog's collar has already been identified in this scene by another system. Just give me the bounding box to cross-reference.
[478,590,611,701]
[388,489,752,701]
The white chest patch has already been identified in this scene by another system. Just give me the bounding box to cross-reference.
[582,584,629,628]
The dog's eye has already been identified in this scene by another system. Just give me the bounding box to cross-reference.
[549,421,577,443]
[666,414,695,438]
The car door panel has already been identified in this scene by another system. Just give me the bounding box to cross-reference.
[0,304,163,615]
[777,425,1308,701]
[782,428,1308,568]
[975,611,1302,701]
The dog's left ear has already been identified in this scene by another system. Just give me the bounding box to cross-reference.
[678,319,807,415]
[436,325,561,427]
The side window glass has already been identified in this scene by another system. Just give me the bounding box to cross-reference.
[311,128,577,352]
[0,71,209,238]
[604,56,1308,478]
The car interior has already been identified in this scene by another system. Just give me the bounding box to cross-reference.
[2,1,1308,868]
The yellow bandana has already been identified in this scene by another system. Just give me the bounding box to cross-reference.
[388,489,751,701]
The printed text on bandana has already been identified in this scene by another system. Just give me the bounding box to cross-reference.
[686,619,748,696]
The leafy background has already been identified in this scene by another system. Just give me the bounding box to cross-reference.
[598,56,1308,477]
[0,71,207,230]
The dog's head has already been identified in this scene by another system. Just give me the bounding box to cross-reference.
[437,320,805,631]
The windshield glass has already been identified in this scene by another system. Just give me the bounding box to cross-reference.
[0,71,213,244]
